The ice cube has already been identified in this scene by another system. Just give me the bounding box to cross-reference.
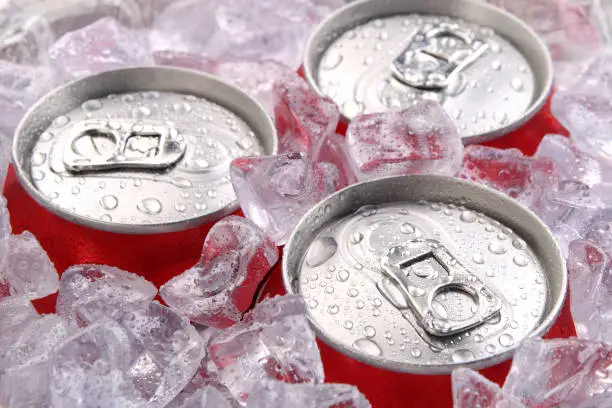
[458,145,556,206]
[0,60,56,135]
[346,101,463,181]
[153,50,215,72]
[0,296,39,352]
[247,380,371,408]
[161,216,279,328]
[215,58,292,116]
[0,231,58,300]
[491,0,600,61]
[149,0,218,55]
[503,338,612,407]
[452,368,526,408]
[273,73,340,156]
[535,134,610,187]
[208,295,324,403]
[0,362,51,408]
[230,152,339,245]
[0,14,54,64]
[51,303,203,408]
[202,0,336,68]
[48,17,153,80]
[0,314,70,371]
[551,52,612,165]
[0,196,11,241]
[567,239,612,342]
[56,264,157,328]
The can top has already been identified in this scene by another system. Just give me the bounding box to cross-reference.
[283,175,566,373]
[12,67,277,234]
[304,0,553,144]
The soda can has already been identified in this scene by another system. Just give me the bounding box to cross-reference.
[303,0,553,144]
[283,175,566,373]
[8,66,276,282]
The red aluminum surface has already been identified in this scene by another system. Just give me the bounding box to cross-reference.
[3,93,573,408]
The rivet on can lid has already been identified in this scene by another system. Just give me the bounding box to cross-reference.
[283,175,566,374]
[12,67,277,234]
[304,0,553,143]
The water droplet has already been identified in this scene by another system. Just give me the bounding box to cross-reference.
[306,237,338,267]
[327,304,339,315]
[488,241,507,254]
[137,198,163,215]
[343,320,354,330]
[349,232,363,245]
[100,214,112,222]
[373,298,382,307]
[40,131,54,141]
[348,288,359,297]
[308,299,318,309]
[363,326,376,338]
[511,78,524,92]
[472,253,485,264]
[499,333,514,347]
[82,99,102,111]
[356,300,365,309]
[474,334,484,342]
[207,190,217,198]
[431,203,442,211]
[494,111,508,124]
[134,106,152,118]
[171,178,193,188]
[451,349,475,363]
[400,223,416,234]
[363,56,374,66]
[513,255,528,267]
[174,203,187,213]
[31,152,47,166]
[31,170,45,181]
[411,348,422,358]
[173,102,192,113]
[485,344,496,353]
[408,286,426,297]
[491,60,502,71]
[53,116,70,127]
[512,239,526,249]
[321,51,343,70]
[99,195,118,210]
[457,211,477,225]
[71,186,80,195]
[353,338,382,356]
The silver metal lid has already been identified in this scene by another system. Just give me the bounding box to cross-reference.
[304,0,553,144]
[13,67,277,234]
[283,175,566,374]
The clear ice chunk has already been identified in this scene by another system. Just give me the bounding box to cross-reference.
[452,368,526,408]
[230,152,338,245]
[207,295,324,403]
[346,101,463,181]
[56,264,157,328]
[161,215,279,328]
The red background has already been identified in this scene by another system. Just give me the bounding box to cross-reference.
[3,95,574,407]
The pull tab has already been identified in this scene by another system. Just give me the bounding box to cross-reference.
[379,239,502,337]
[391,22,489,90]
[62,119,187,173]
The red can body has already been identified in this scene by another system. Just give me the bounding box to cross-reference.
[5,91,572,407]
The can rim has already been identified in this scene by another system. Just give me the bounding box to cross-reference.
[12,66,278,235]
[282,175,567,374]
[302,0,554,144]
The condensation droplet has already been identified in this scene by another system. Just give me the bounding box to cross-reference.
[343,320,354,329]
[82,99,102,112]
[356,300,365,309]
[499,333,515,347]
[337,270,350,282]
[53,115,70,127]
[511,78,524,92]
[363,326,376,338]
[472,253,485,264]
[31,170,45,181]
[31,152,47,166]
[485,344,496,353]
[100,214,112,222]
[491,60,502,71]
[174,203,187,213]
[327,304,339,315]
[460,211,476,223]
[488,241,507,254]
[171,178,193,188]
[353,338,382,356]
[306,237,338,267]
[411,348,421,358]
[474,334,484,342]
[321,51,343,70]
[513,255,528,267]
[137,198,163,215]
[349,232,364,245]
[451,349,475,363]
[400,223,416,234]
[71,186,80,195]
[348,288,359,297]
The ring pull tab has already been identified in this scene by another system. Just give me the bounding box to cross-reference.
[378,239,503,337]
[391,22,489,90]
[62,119,187,173]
